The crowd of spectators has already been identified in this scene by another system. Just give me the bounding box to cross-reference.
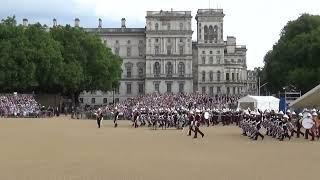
[84,93,243,120]
[0,94,40,117]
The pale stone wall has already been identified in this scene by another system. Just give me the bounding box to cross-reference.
[80,9,249,105]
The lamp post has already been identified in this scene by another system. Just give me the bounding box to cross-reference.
[258,77,268,96]
[112,87,115,105]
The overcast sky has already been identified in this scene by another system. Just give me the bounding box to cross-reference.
[1,0,319,69]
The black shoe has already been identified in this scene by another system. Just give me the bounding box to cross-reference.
[202,134,204,138]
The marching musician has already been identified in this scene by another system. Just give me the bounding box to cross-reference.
[304,113,315,141]
[114,109,119,128]
[193,112,205,138]
[290,112,304,138]
[312,112,319,140]
[96,108,102,128]
[187,111,195,136]
[253,115,264,140]
[132,111,139,128]
[280,115,291,141]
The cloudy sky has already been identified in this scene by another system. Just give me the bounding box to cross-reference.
[1,0,319,69]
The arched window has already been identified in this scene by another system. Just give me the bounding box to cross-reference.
[137,62,144,78]
[154,62,161,77]
[217,71,221,82]
[209,25,214,43]
[179,23,183,30]
[209,71,213,82]
[202,71,206,82]
[213,25,218,43]
[178,62,185,76]
[166,62,173,77]
[125,62,133,78]
[209,57,213,64]
[155,23,159,31]
[204,26,208,42]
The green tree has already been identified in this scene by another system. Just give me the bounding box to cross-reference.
[262,14,320,93]
[50,25,122,104]
[0,16,122,105]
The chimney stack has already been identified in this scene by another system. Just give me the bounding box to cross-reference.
[53,18,57,27]
[121,18,126,28]
[75,18,80,27]
[98,18,102,28]
[23,18,28,27]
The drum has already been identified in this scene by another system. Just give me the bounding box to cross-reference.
[204,112,210,120]
[287,122,295,131]
[302,117,315,129]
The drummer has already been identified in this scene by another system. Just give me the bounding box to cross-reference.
[312,112,319,140]
[304,113,315,141]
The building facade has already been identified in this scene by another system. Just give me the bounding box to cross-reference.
[79,9,249,105]
[194,9,247,96]
[247,68,259,95]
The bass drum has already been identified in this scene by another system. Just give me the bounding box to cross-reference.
[204,112,210,120]
[302,117,314,129]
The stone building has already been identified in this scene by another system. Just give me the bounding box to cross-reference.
[145,11,193,94]
[247,68,259,95]
[194,9,247,96]
[79,9,249,106]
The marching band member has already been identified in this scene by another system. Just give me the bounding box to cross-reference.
[187,111,195,136]
[193,112,204,138]
[96,108,102,128]
[290,112,304,138]
[280,115,291,141]
[114,109,119,128]
[304,113,315,141]
[253,112,264,140]
[312,112,319,140]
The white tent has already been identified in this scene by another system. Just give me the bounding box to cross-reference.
[238,95,280,111]
[289,84,320,109]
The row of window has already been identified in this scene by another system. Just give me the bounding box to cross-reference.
[198,24,220,43]
[152,38,189,44]
[152,22,187,31]
[123,83,144,95]
[125,64,144,78]
[201,56,221,64]
[114,40,144,57]
[201,72,241,82]
[153,62,185,77]
[202,50,221,55]
[154,82,184,93]
[200,57,243,65]
[201,86,243,95]
[249,84,257,89]
[114,40,143,45]
[154,45,185,55]
[114,46,144,57]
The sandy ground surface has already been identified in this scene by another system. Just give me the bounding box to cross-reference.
[0,117,320,180]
